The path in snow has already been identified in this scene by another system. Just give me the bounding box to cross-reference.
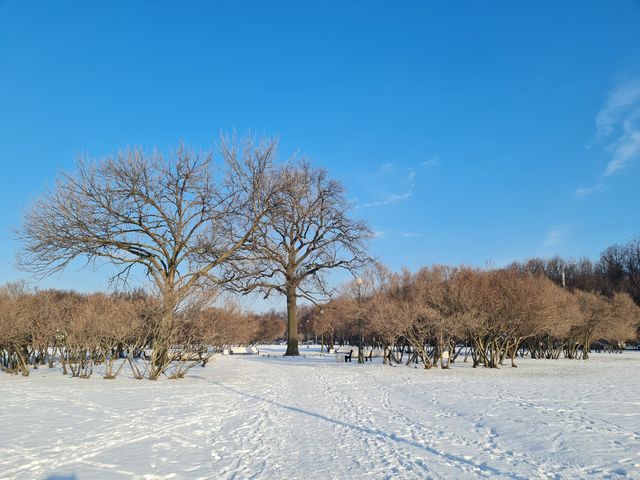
[1,348,639,479]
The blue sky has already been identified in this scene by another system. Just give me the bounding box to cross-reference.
[1,1,640,305]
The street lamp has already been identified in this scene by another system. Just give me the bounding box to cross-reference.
[319,309,324,353]
[561,260,576,289]
[356,277,364,363]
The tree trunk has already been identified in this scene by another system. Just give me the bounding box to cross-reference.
[149,304,175,380]
[582,334,593,360]
[509,341,519,367]
[284,290,299,356]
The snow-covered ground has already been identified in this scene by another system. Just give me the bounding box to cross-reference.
[1,347,639,480]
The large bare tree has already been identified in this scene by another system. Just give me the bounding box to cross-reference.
[18,136,278,378]
[224,160,372,356]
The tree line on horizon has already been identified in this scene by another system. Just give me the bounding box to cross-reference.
[301,257,640,368]
[2,244,639,378]
[0,285,284,378]
[1,134,638,379]
[297,238,640,367]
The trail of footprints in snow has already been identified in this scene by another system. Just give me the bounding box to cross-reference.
[360,373,546,479]
[207,366,288,479]
[312,365,439,479]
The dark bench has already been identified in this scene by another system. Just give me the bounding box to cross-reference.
[343,349,374,362]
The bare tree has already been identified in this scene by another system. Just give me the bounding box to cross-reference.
[252,310,287,344]
[571,291,611,359]
[0,283,32,376]
[224,160,372,356]
[18,136,278,379]
[605,292,640,348]
[598,244,627,294]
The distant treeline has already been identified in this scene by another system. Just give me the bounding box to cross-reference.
[10,137,638,379]
[299,237,640,367]
[2,237,639,379]
[0,286,284,378]
[508,237,640,305]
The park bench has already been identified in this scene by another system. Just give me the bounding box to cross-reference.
[334,348,355,362]
[334,349,377,362]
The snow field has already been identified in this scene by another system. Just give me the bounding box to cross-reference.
[1,347,639,479]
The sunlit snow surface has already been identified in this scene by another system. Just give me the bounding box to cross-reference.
[1,346,639,479]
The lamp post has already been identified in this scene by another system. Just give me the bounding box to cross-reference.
[356,277,364,363]
[319,308,324,354]
[561,260,576,289]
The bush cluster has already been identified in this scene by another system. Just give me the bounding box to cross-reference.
[0,285,284,379]
[304,266,640,368]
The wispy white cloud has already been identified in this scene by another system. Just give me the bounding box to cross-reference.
[363,156,439,208]
[376,163,417,185]
[596,77,640,176]
[371,230,422,239]
[576,75,640,197]
[543,228,565,247]
[362,162,416,208]
[420,154,441,168]
[596,78,640,137]
[575,183,604,198]
[377,162,396,174]
[605,125,640,175]
[363,191,412,208]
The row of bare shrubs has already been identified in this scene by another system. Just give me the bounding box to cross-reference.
[3,265,638,378]
[0,284,284,379]
[305,266,640,368]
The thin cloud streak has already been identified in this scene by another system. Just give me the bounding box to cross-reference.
[575,183,604,198]
[420,154,441,168]
[362,162,415,207]
[363,156,438,208]
[596,77,640,176]
[363,191,412,208]
[596,78,640,137]
[543,229,565,247]
[605,126,640,175]
[576,75,640,197]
